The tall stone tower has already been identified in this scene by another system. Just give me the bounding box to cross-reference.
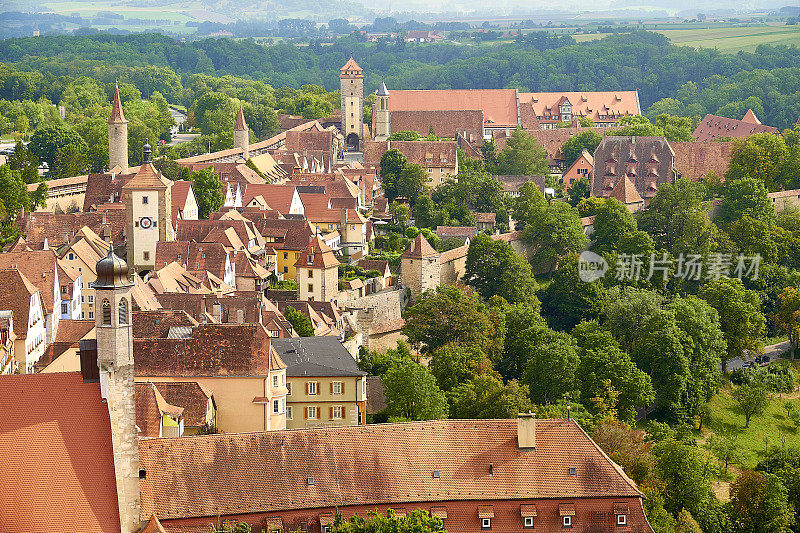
[94,248,140,533]
[233,107,250,160]
[122,143,175,273]
[373,81,390,141]
[340,57,364,151]
[108,83,129,173]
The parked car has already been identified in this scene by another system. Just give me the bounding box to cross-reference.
[755,355,771,366]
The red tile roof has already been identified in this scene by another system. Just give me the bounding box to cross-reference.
[692,112,779,141]
[671,141,734,182]
[0,372,120,532]
[235,107,248,130]
[108,84,127,124]
[152,381,213,427]
[363,140,457,170]
[0,249,59,313]
[123,163,172,190]
[388,89,519,128]
[171,180,194,226]
[138,418,642,522]
[295,235,340,269]
[340,57,362,72]
[134,323,278,377]
[519,92,640,124]
[0,269,39,338]
[401,234,439,259]
[388,110,484,142]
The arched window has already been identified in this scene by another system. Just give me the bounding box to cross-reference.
[118,298,128,325]
[102,299,111,325]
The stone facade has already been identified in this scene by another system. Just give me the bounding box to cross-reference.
[95,267,140,532]
[340,58,364,151]
[373,82,390,141]
[108,85,128,173]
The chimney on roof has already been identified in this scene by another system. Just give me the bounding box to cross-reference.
[213,302,222,323]
[517,412,536,451]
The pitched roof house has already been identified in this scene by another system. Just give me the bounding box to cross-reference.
[138,417,653,533]
[591,136,675,203]
[0,372,121,531]
[692,110,779,141]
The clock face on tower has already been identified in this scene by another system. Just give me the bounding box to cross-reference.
[139,216,153,229]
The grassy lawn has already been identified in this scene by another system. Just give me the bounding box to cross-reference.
[706,380,800,469]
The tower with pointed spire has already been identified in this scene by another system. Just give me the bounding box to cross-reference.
[340,57,364,151]
[108,83,128,173]
[374,81,390,141]
[94,247,140,532]
[234,106,250,159]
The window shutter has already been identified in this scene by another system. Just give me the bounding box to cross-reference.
[329,406,333,419]
[341,382,345,394]
[305,382,309,395]
[330,382,334,394]
[316,381,320,393]
[304,407,308,419]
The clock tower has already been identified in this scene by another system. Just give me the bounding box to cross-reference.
[122,142,174,273]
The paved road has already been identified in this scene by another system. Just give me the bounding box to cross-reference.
[726,340,790,371]
[168,132,200,146]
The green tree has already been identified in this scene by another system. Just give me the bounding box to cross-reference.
[591,198,637,252]
[464,233,537,305]
[495,128,548,176]
[775,287,800,359]
[402,286,492,354]
[725,133,793,191]
[428,342,490,392]
[6,140,39,184]
[448,374,532,419]
[654,439,724,533]
[395,163,428,206]
[357,341,413,376]
[561,130,602,168]
[576,196,605,217]
[74,116,109,172]
[331,509,444,533]
[699,277,766,370]
[729,470,793,533]
[654,114,699,142]
[0,164,31,218]
[284,305,314,337]
[540,255,607,331]
[522,200,587,273]
[191,91,237,136]
[379,149,407,202]
[567,176,591,207]
[733,381,770,429]
[707,432,743,472]
[717,177,775,227]
[518,326,579,404]
[28,123,88,171]
[572,321,654,422]
[383,360,448,421]
[52,144,88,178]
[388,130,422,141]
[610,115,664,137]
[675,509,703,533]
[183,167,223,219]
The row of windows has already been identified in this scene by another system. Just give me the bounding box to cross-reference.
[102,298,129,325]
[292,405,344,420]
[300,381,344,395]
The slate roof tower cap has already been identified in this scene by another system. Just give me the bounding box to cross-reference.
[95,245,131,288]
[235,107,248,131]
[108,82,127,124]
[143,141,152,163]
[376,81,389,96]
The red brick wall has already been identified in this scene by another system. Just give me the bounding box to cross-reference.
[159,496,651,533]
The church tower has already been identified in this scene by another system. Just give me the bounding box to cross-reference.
[94,248,140,533]
[373,81,390,141]
[340,57,364,151]
[123,143,174,273]
[108,83,128,173]
[233,106,250,160]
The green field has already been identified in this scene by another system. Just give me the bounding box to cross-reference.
[706,380,800,469]
[573,24,800,53]
[38,1,205,34]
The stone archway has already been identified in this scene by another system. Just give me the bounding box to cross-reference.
[346,132,360,151]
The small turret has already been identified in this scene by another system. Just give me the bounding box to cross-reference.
[374,81,390,141]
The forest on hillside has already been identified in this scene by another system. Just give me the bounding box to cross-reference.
[0,31,799,128]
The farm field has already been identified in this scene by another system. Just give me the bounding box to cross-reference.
[572,24,800,52]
